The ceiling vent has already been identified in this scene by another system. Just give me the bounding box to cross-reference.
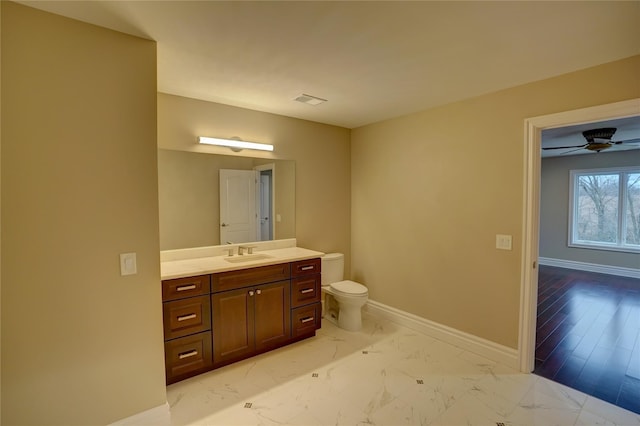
[294,94,327,106]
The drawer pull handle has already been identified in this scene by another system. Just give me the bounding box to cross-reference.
[177,313,197,322]
[178,350,198,359]
[176,284,197,292]
[300,288,314,294]
[300,266,315,271]
[300,316,315,323]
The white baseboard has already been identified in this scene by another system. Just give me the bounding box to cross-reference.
[539,257,640,279]
[364,300,519,370]
[110,402,170,426]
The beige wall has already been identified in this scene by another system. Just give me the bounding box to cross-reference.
[271,159,296,242]
[1,3,166,425]
[540,151,640,268]
[351,55,640,349]
[158,93,352,271]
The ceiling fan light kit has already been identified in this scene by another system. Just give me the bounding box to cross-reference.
[582,127,617,142]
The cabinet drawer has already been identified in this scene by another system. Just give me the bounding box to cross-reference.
[163,295,211,340]
[162,275,210,301]
[165,331,213,384]
[291,258,321,277]
[291,303,321,338]
[291,275,321,308]
[212,263,290,292]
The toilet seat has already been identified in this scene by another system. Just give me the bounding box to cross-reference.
[330,280,368,296]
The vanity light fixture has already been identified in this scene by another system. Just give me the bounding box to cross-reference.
[198,136,274,152]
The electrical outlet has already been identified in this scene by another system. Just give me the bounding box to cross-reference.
[496,234,512,250]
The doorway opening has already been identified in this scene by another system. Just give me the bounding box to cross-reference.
[519,98,640,412]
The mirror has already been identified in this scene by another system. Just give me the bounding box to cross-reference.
[158,149,295,250]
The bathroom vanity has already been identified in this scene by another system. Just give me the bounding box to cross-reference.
[161,242,323,384]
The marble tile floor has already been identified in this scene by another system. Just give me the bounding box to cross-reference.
[166,315,640,425]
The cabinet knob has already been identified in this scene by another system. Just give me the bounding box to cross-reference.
[248,290,255,296]
[256,289,262,295]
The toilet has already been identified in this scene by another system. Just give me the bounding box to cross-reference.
[321,253,368,331]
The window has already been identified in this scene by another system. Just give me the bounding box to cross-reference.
[569,167,640,253]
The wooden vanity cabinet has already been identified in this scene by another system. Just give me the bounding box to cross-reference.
[161,257,322,384]
[162,275,212,384]
[290,258,322,338]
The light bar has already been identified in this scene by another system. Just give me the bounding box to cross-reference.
[198,136,274,152]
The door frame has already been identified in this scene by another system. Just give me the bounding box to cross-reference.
[518,98,640,372]
[254,163,275,241]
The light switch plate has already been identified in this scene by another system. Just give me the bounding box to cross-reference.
[120,252,137,276]
[496,234,512,250]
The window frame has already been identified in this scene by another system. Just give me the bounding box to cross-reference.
[568,166,640,254]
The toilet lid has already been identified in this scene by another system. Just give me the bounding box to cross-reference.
[330,280,368,295]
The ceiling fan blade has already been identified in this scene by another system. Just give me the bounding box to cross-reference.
[561,147,586,155]
[542,143,588,150]
[613,138,640,145]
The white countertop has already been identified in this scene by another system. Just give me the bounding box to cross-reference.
[160,246,325,280]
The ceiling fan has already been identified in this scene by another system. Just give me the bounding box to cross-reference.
[542,127,640,154]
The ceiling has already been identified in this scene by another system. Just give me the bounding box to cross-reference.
[15,1,640,155]
[541,116,640,158]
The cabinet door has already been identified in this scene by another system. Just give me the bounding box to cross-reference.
[212,288,255,365]
[254,280,291,352]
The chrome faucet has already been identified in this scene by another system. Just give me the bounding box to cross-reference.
[238,245,256,255]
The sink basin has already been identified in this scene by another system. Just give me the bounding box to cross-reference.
[224,254,273,263]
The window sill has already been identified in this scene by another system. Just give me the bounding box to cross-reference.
[568,242,640,255]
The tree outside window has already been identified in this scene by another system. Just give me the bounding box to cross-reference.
[626,173,640,245]
[570,167,640,253]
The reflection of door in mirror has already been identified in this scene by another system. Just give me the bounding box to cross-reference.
[219,169,258,244]
[219,164,275,245]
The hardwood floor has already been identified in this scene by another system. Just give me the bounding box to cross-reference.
[534,265,640,414]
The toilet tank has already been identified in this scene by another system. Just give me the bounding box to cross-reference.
[321,253,344,286]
